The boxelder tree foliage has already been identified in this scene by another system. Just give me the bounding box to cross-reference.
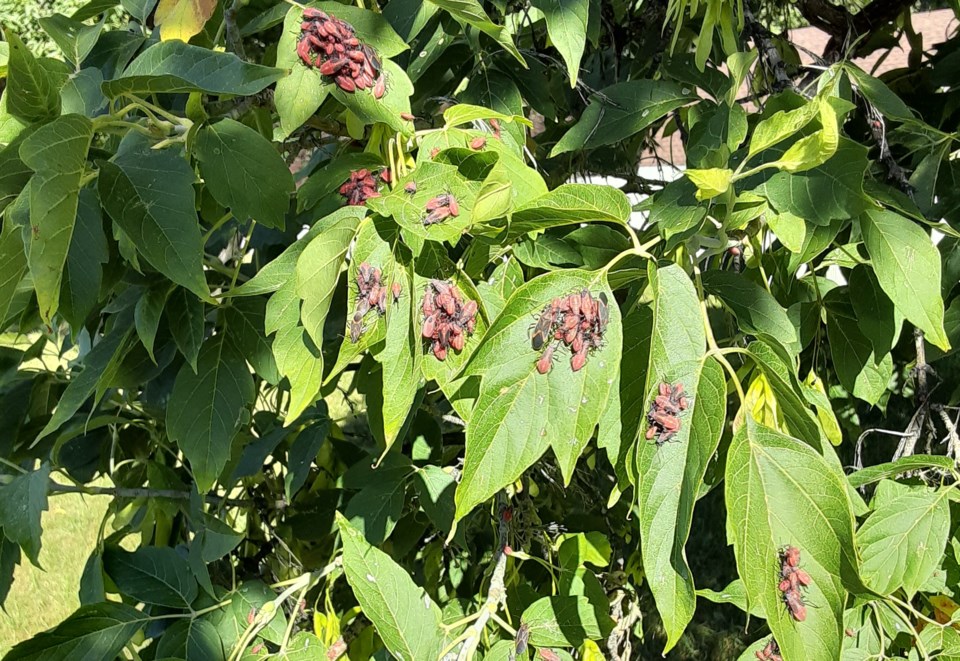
[1,0,960,658]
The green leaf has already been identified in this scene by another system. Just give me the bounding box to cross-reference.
[103,546,199,608]
[456,270,621,519]
[280,632,328,660]
[725,419,856,661]
[2,602,148,661]
[61,188,107,329]
[647,178,707,248]
[521,596,611,647]
[425,0,525,65]
[747,101,819,159]
[19,115,94,323]
[38,13,105,66]
[296,153,384,212]
[101,41,284,97]
[848,265,902,358]
[331,60,415,134]
[205,580,287,648]
[685,167,732,200]
[156,619,225,661]
[166,335,255,492]
[857,483,950,597]
[0,221,29,327]
[345,469,407,545]
[551,80,698,155]
[274,325,324,422]
[229,207,368,298]
[843,64,914,121]
[337,513,445,661]
[225,297,281,385]
[368,162,479,244]
[37,321,133,440]
[194,119,294,230]
[375,268,422,450]
[860,207,949,350]
[846,455,956,489]
[415,465,456,534]
[167,288,205,371]
[3,29,61,124]
[122,0,159,22]
[530,0,588,86]
[754,139,869,227]
[0,464,49,566]
[476,255,524,319]
[701,270,800,357]
[285,419,329,499]
[633,264,726,651]
[98,138,209,300]
[507,184,631,235]
[273,6,329,139]
[826,295,894,405]
[135,283,170,363]
[0,536,21,609]
[442,104,533,128]
[295,210,362,346]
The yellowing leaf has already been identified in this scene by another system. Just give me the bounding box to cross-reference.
[686,168,732,200]
[155,0,217,42]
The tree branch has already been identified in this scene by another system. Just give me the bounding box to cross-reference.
[46,481,284,509]
[796,0,914,60]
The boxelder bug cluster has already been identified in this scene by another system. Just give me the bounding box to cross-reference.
[779,545,811,622]
[531,290,608,374]
[645,382,688,444]
[423,193,460,226]
[297,9,386,98]
[350,262,398,342]
[421,280,477,360]
[339,169,382,206]
[755,638,782,661]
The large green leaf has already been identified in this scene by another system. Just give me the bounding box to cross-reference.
[103,546,199,608]
[521,595,612,647]
[754,139,869,226]
[61,188,108,329]
[273,5,328,139]
[848,265,902,358]
[273,324,324,423]
[205,580,288,648]
[134,283,169,363]
[634,263,726,652]
[860,207,949,350]
[98,139,209,300]
[456,270,621,519]
[725,419,857,661]
[2,602,148,661]
[367,161,479,244]
[0,464,49,566]
[702,270,799,357]
[531,0,588,86]
[37,320,133,440]
[337,514,445,661]
[194,119,293,230]
[295,210,363,346]
[551,80,698,155]
[225,297,281,385]
[3,29,61,124]
[166,287,205,372]
[156,619,225,660]
[856,482,951,597]
[101,41,284,97]
[166,335,255,492]
[825,291,893,406]
[284,419,329,500]
[507,184,631,236]
[19,115,94,323]
[38,13,105,67]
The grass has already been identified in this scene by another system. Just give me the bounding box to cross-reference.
[0,487,110,655]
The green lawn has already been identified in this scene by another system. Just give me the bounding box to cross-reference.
[0,488,110,655]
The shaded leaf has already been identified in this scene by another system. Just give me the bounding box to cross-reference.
[157,618,225,661]
[337,513,445,661]
[702,270,799,357]
[285,419,330,499]
[166,335,255,492]
[38,13,105,66]
[530,0,588,86]
[103,546,199,608]
[521,595,611,647]
[61,188,108,329]
[0,464,50,566]
[3,29,61,124]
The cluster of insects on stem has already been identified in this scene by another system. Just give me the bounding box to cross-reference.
[530,290,609,374]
